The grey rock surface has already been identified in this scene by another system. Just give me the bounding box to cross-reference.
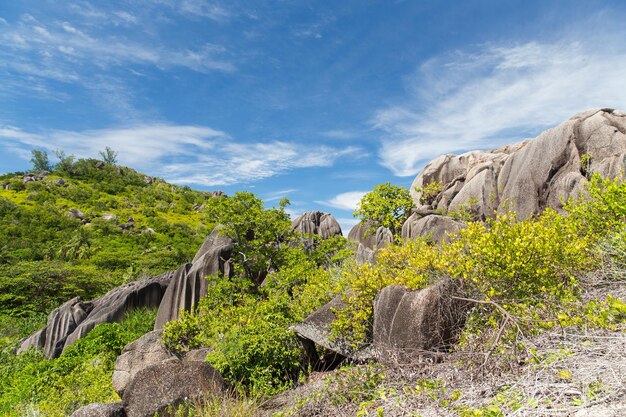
[122,361,225,417]
[373,279,469,359]
[409,109,626,221]
[349,221,393,264]
[290,294,354,358]
[70,402,126,417]
[291,211,343,239]
[43,297,93,358]
[401,214,465,243]
[112,330,175,397]
[154,226,233,329]
[20,271,173,358]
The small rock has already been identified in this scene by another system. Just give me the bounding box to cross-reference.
[68,209,85,220]
[70,402,125,417]
[122,361,226,417]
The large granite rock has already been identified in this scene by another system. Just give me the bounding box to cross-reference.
[373,279,469,359]
[112,330,175,398]
[349,221,394,264]
[290,294,355,368]
[19,271,174,358]
[122,361,226,417]
[70,402,125,417]
[401,214,466,243]
[409,109,626,221]
[154,226,233,329]
[292,211,342,239]
[40,297,93,358]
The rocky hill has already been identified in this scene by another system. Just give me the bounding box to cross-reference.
[1,109,626,416]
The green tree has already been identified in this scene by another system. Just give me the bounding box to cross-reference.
[54,149,75,172]
[354,182,414,235]
[98,147,118,165]
[30,149,52,172]
[205,193,294,285]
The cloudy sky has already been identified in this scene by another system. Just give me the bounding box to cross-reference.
[2,0,626,232]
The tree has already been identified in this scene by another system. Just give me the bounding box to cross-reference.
[99,147,118,165]
[30,149,52,172]
[54,149,75,172]
[204,192,295,285]
[354,182,414,235]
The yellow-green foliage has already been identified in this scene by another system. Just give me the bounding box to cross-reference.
[354,182,414,235]
[335,176,626,346]
[415,180,442,205]
[163,246,344,396]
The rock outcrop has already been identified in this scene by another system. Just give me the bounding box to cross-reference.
[19,271,173,358]
[292,211,343,239]
[348,221,394,264]
[112,330,175,397]
[401,214,466,243]
[154,226,233,329]
[290,294,354,370]
[373,279,469,359]
[409,108,626,222]
[70,403,126,417]
[122,361,226,417]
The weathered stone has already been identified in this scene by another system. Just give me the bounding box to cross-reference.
[42,297,93,358]
[290,294,354,359]
[354,243,377,265]
[112,330,175,398]
[154,227,233,329]
[70,402,126,417]
[122,361,225,417]
[292,211,343,239]
[408,109,626,223]
[373,279,469,359]
[102,213,118,221]
[20,270,174,358]
[68,209,85,219]
[16,327,46,354]
[401,214,465,243]
[63,271,172,354]
[184,348,211,362]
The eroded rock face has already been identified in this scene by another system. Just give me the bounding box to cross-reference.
[112,330,175,398]
[19,271,173,358]
[122,361,226,417]
[409,109,626,221]
[42,297,93,358]
[154,226,233,329]
[373,279,469,360]
[349,221,393,264]
[70,402,126,417]
[291,294,354,362]
[401,214,465,243]
[292,211,343,239]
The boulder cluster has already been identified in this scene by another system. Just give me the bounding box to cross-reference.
[18,109,626,415]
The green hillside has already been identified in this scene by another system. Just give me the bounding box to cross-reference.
[0,157,217,317]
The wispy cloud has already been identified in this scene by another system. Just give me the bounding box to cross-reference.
[262,189,298,202]
[375,26,626,176]
[318,191,367,211]
[0,16,233,74]
[0,124,361,187]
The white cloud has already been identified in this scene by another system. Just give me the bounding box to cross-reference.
[263,189,298,202]
[0,124,361,187]
[319,191,368,211]
[376,29,626,177]
[0,15,234,77]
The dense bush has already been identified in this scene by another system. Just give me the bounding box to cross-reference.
[0,308,156,417]
[353,182,413,235]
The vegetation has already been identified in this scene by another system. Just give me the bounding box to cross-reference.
[2,146,626,415]
[0,308,156,416]
[353,182,413,235]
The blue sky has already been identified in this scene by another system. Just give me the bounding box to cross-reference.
[2,0,626,233]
